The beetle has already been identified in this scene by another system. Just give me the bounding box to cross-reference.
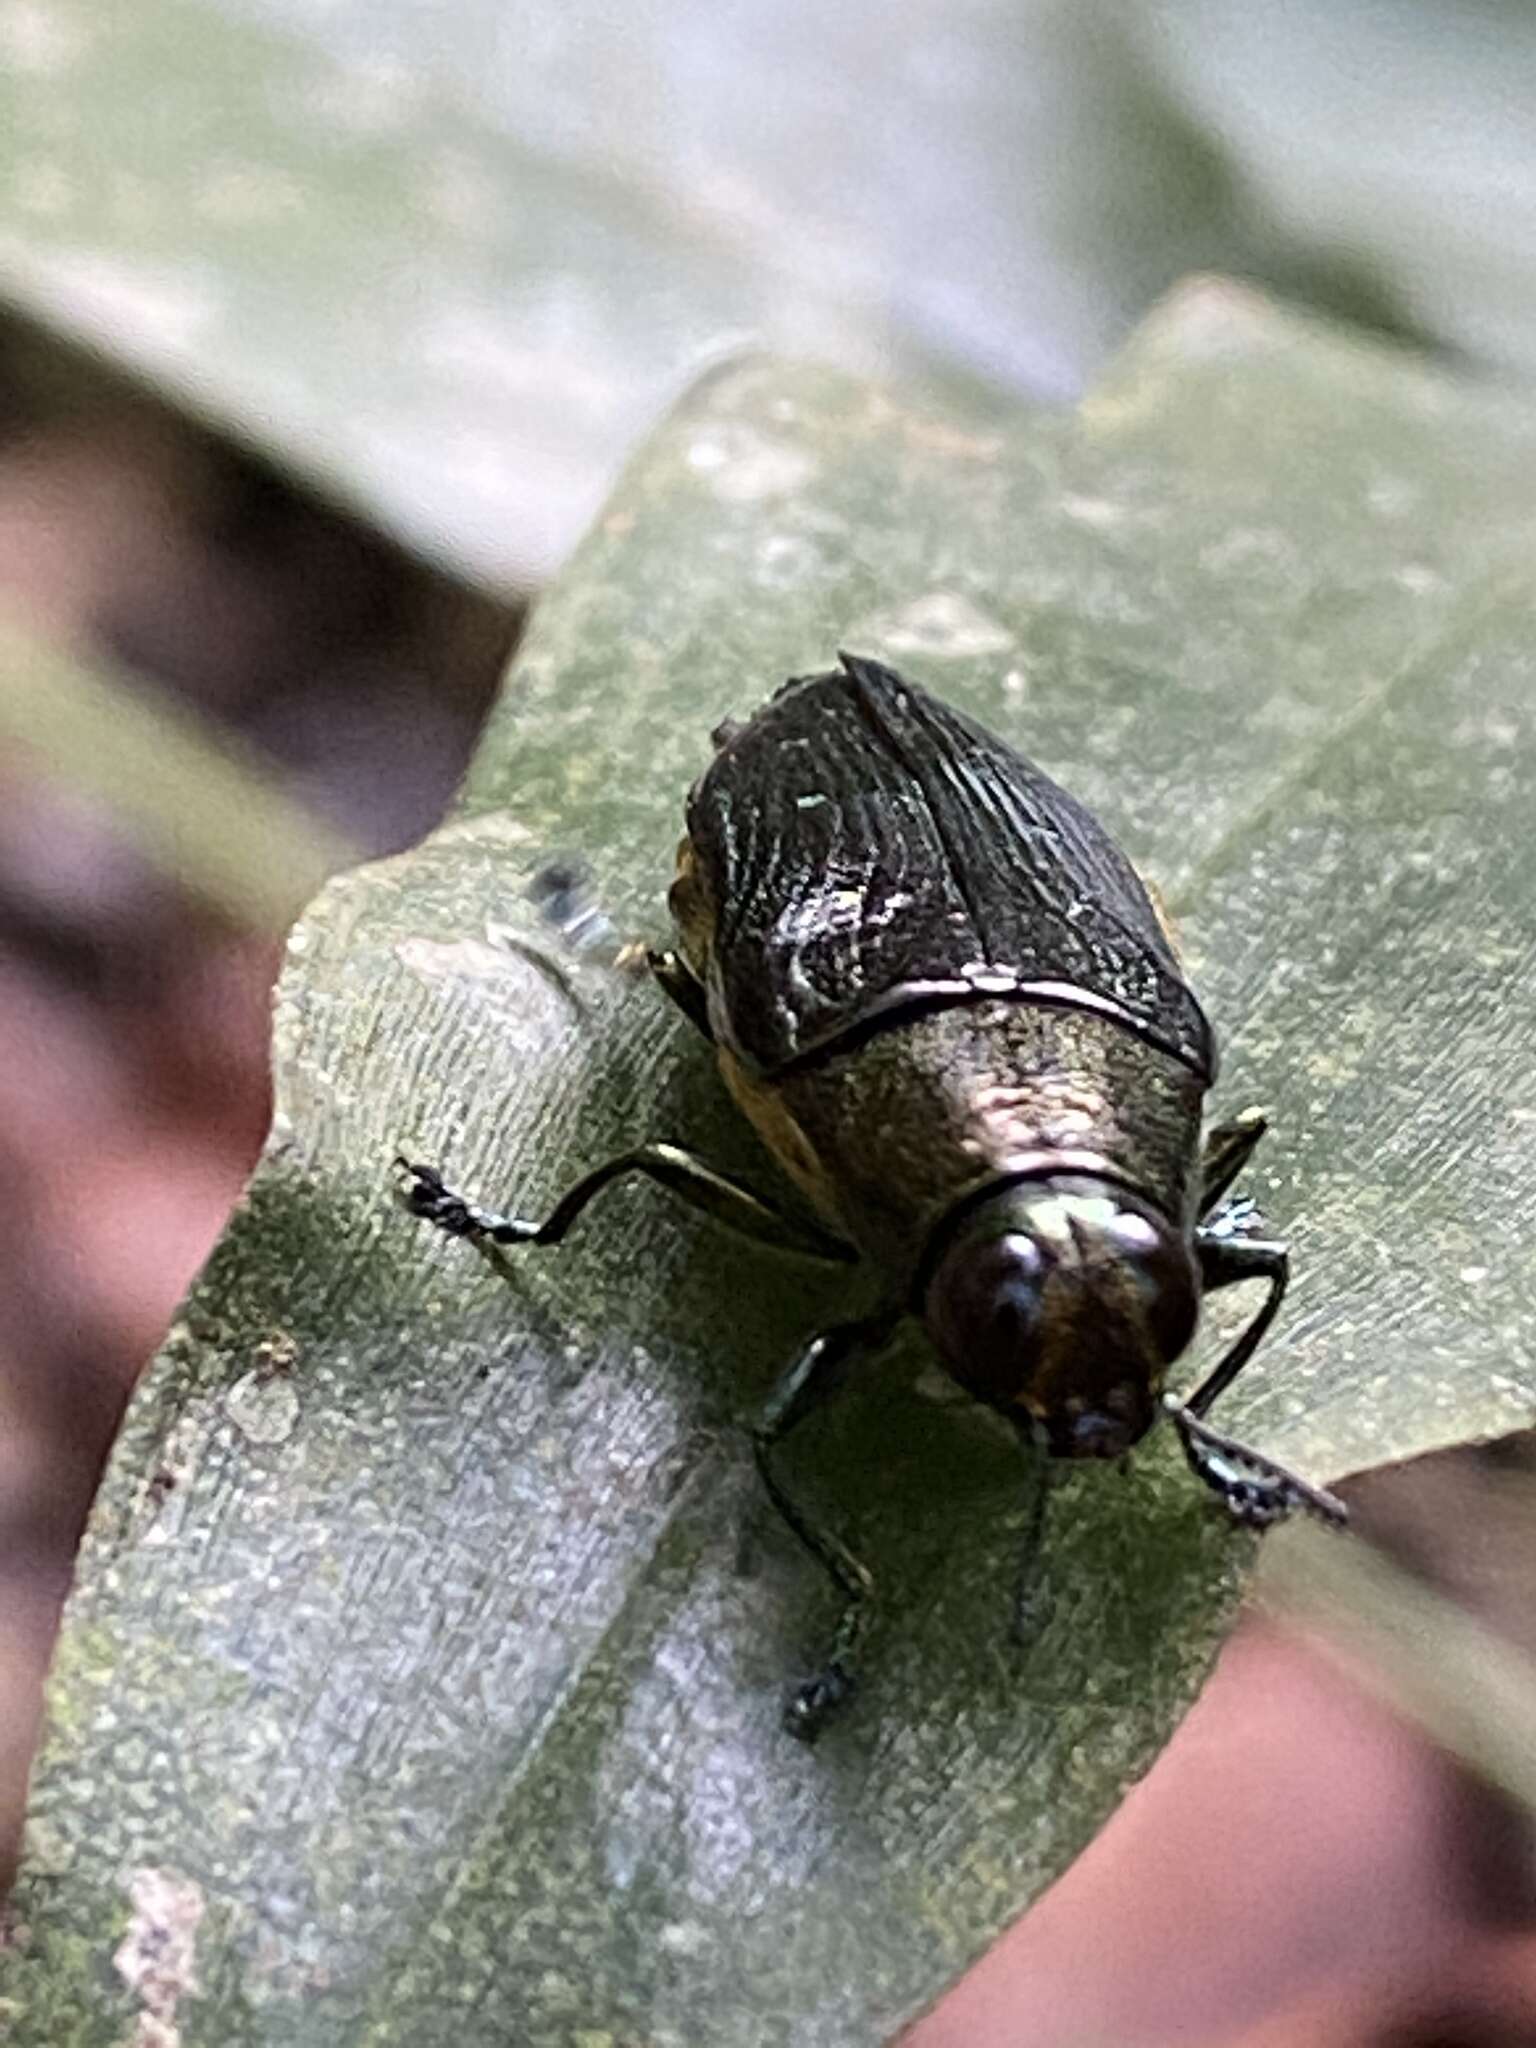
[399,651,1345,1739]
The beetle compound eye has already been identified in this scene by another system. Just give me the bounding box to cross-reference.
[1105,1207,1200,1365]
[925,1232,1047,1409]
[1104,1209,1160,1257]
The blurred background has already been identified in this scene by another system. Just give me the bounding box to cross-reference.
[7,2,1536,2041]
[13,0,1536,583]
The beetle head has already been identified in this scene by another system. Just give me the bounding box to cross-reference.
[922,1176,1198,1459]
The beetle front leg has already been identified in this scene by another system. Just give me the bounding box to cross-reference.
[1168,1228,1347,1526]
[396,1142,856,1264]
[1188,1232,1289,1418]
[754,1306,904,1741]
[1010,1424,1057,1643]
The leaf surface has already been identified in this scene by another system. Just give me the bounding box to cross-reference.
[15,284,1536,2045]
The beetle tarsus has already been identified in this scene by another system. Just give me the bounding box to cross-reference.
[395,1159,538,1244]
[1166,1400,1347,1528]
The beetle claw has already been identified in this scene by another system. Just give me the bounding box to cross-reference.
[395,1159,480,1238]
[783,1663,855,1743]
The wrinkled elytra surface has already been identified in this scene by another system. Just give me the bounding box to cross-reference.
[679,652,1214,1076]
[15,284,1536,2046]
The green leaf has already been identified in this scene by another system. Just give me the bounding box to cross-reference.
[0,0,821,585]
[14,282,1536,2044]
[0,0,1016,591]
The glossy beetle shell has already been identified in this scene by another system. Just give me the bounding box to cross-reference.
[670,651,1216,1085]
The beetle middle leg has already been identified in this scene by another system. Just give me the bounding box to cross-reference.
[754,1305,904,1741]
[397,1143,856,1264]
[1167,1228,1347,1526]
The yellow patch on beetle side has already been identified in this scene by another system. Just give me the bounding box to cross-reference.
[667,834,716,979]
[716,1047,844,1228]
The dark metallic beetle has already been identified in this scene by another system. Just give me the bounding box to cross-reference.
[400,653,1344,1738]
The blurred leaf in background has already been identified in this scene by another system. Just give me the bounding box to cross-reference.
[8,0,1536,591]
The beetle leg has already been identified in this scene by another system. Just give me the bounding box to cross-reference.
[1171,1230,1348,1526]
[396,1143,857,1264]
[1010,1423,1056,1643]
[1187,1231,1288,1418]
[1166,1402,1347,1527]
[647,948,715,1041]
[754,1306,904,1741]
[1198,1107,1268,1219]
